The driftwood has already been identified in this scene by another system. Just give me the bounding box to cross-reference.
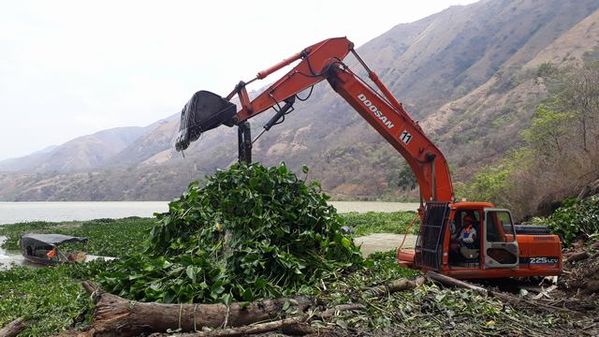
[426,271,578,315]
[79,276,423,337]
[0,317,28,337]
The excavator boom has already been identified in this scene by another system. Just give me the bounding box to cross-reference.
[176,37,453,203]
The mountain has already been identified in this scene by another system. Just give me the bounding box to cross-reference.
[105,116,180,167]
[422,4,599,178]
[0,127,147,173]
[1,0,598,201]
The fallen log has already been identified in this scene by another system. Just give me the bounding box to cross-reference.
[426,271,579,315]
[80,282,313,337]
[80,275,422,337]
[151,304,368,337]
[0,317,28,337]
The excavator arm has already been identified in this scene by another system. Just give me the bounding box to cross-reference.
[176,37,453,203]
[325,62,453,202]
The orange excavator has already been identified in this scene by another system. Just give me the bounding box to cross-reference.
[175,37,562,279]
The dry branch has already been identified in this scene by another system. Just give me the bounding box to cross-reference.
[566,251,590,263]
[426,271,579,315]
[0,317,28,337]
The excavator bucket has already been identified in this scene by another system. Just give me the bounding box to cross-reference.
[175,90,237,151]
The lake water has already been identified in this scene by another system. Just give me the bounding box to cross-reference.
[0,201,419,225]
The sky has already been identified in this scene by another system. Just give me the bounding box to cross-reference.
[0,0,478,160]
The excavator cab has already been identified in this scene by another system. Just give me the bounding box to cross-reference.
[175,91,236,151]
[401,201,561,279]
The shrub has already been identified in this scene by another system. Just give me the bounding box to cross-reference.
[546,196,599,245]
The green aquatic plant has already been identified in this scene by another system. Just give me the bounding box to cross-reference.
[0,217,155,258]
[0,265,92,337]
[98,163,363,303]
[343,211,418,236]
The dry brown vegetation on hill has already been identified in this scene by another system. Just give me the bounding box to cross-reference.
[459,60,599,219]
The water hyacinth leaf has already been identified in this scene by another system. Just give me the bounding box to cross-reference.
[186,265,197,283]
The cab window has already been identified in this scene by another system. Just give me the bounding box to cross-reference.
[486,210,515,242]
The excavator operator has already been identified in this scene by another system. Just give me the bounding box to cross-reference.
[460,216,477,246]
[459,215,479,264]
[449,213,480,265]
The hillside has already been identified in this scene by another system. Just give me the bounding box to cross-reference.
[0,127,147,173]
[423,6,599,179]
[1,0,598,201]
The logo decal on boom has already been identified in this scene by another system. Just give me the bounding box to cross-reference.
[400,130,412,144]
[357,93,394,129]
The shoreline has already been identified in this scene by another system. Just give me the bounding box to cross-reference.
[0,201,419,225]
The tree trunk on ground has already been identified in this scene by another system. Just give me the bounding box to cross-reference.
[77,277,422,337]
[79,282,313,337]
[0,317,28,337]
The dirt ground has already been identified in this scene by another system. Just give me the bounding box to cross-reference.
[354,233,416,256]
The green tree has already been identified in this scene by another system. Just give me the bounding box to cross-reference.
[522,105,573,156]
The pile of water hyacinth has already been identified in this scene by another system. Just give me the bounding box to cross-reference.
[97,163,363,303]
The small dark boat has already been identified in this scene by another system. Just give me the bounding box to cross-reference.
[20,233,88,265]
